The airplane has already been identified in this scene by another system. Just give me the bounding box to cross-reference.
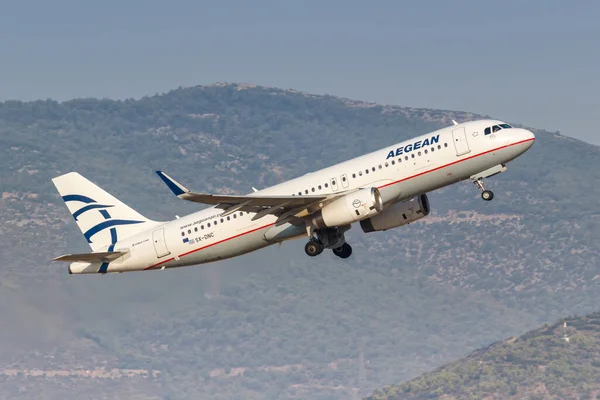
[52,119,535,274]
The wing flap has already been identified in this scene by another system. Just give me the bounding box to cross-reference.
[53,251,127,263]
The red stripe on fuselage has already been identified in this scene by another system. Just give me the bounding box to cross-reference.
[144,223,275,270]
[378,138,534,189]
[144,138,534,270]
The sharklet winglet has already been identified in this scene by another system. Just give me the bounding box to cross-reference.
[155,171,190,197]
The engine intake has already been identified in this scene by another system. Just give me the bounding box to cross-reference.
[360,194,430,233]
[311,187,383,229]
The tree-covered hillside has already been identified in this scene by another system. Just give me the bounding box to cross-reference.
[0,83,598,399]
[368,311,600,400]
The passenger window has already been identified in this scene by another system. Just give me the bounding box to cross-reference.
[444,143,448,147]
[352,173,356,178]
[437,145,441,149]
[418,151,421,156]
[384,162,388,167]
[226,216,230,221]
[305,190,308,194]
[484,127,491,135]
[391,160,395,165]
[398,158,401,163]
[181,232,184,236]
[214,221,217,225]
[372,167,376,172]
[221,218,224,223]
[195,227,198,232]
[207,223,211,227]
[201,225,204,229]
[325,183,329,188]
[342,176,347,182]
[233,214,237,219]
[431,147,434,152]
[365,169,369,174]
[332,180,336,185]
[359,171,363,176]
[318,185,322,190]
[405,156,409,160]
[311,187,315,192]
[240,212,243,216]
[424,149,428,154]
[378,165,382,169]
[188,229,191,234]
[411,154,415,158]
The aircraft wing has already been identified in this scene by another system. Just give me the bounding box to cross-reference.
[53,251,127,263]
[156,171,349,222]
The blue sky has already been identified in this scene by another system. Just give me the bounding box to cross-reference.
[1,0,599,143]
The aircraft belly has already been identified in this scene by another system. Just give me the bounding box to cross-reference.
[264,223,305,243]
[166,226,272,268]
[394,148,513,201]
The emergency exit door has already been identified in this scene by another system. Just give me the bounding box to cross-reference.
[452,127,471,156]
[152,228,171,258]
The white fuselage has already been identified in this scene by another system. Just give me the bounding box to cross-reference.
[69,120,535,274]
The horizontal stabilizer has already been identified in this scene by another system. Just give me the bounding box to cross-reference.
[53,251,127,263]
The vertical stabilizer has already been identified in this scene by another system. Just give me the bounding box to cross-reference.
[52,172,161,251]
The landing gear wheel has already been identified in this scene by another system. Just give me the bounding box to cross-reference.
[481,190,494,201]
[305,240,324,257]
[332,243,353,259]
[474,179,494,202]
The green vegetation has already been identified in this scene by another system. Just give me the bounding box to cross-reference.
[368,312,600,400]
[0,83,598,399]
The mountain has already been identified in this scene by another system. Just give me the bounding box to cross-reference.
[367,311,600,400]
[0,83,599,399]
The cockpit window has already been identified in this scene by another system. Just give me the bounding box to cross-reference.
[485,123,512,135]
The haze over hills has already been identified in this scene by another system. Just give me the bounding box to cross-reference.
[367,311,600,400]
[0,83,599,399]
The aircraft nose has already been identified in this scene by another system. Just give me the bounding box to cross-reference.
[518,128,535,150]
[523,129,535,148]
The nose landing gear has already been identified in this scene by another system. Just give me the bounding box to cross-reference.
[474,179,494,201]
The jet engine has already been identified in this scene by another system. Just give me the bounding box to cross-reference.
[310,187,383,229]
[360,194,430,233]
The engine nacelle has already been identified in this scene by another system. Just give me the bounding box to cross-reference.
[360,194,430,233]
[311,187,383,229]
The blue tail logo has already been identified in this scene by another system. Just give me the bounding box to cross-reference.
[63,195,143,273]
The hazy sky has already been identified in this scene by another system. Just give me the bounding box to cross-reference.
[1,0,599,144]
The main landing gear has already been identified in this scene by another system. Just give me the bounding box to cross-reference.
[305,240,324,257]
[304,227,353,259]
[473,179,494,201]
[332,243,352,259]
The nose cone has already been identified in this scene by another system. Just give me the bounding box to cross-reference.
[518,128,535,151]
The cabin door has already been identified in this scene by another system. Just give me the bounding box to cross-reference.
[452,127,471,156]
[152,228,171,258]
